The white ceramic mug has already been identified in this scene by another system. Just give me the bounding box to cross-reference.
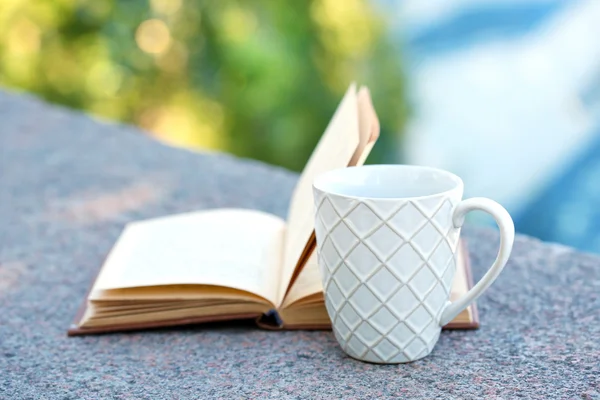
[313,165,514,363]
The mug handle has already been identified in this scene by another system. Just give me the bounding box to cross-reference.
[439,198,515,326]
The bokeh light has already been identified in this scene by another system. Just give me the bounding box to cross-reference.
[0,0,406,172]
[136,19,172,55]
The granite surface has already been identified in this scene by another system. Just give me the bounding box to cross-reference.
[0,90,599,399]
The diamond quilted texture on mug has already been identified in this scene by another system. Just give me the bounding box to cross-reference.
[355,321,381,346]
[329,221,360,258]
[333,329,345,347]
[326,280,344,312]
[313,188,324,207]
[346,335,367,358]
[387,244,423,282]
[372,338,400,362]
[320,237,342,273]
[327,194,359,217]
[387,322,415,348]
[415,196,446,217]
[317,197,342,231]
[362,350,383,363]
[424,282,448,313]
[345,242,381,280]
[314,217,326,246]
[333,318,351,342]
[345,203,383,238]
[405,305,434,333]
[363,223,404,260]
[366,267,400,301]
[325,295,335,317]
[389,352,410,363]
[430,199,454,230]
[386,202,427,238]
[368,306,398,334]
[428,240,454,276]
[387,285,419,319]
[408,266,437,300]
[363,198,405,219]
[348,285,380,319]
[411,222,444,258]
[339,302,362,330]
[332,263,360,297]
[420,322,440,347]
[403,338,428,360]
[317,253,328,277]
[447,227,461,250]
[441,260,455,293]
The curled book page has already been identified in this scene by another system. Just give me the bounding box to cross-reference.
[278,84,381,306]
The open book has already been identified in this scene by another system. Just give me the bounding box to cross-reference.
[68,84,478,336]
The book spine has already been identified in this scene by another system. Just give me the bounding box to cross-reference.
[265,309,283,327]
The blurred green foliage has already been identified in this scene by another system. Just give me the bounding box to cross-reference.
[0,0,406,171]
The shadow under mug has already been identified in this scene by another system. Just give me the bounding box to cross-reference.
[312,165,514,363]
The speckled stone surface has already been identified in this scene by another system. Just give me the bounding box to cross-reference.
[0,90,599,399]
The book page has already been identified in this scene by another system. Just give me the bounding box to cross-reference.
[277,84,360,305]
[281,251,322,308]
[351,87,381,167]
[277,85,380,306]
[93,209,285,306]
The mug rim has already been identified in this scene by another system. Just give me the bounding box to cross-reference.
[313,164,464,201]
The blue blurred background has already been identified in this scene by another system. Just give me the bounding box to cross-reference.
[2,0,599,253]
[378,0,600,254]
